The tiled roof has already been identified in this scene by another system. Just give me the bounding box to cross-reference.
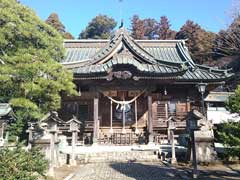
[61,28,233,83]
[204,91,234,102]
[72,56,185,75]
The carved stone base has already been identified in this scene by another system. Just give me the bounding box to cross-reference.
[70,159,77,166]
[47,166,55,177]
[148,134,154,144]
[171,157,177,164]
[194,130,217,163]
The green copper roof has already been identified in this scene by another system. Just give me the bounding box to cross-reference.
[62,28,233,83]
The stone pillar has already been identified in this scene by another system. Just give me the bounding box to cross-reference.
[93,97,99,144]
[191,130,198,178]
[70,131,77,166]
[26,125,34,149]
[1,123,5,138]
[148,95,154,144]
[48,131,56,177]
[194,130,217,163]
[171,129,177,164]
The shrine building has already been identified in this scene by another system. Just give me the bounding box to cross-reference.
[59,28,233,145]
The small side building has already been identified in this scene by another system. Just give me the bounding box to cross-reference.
[205,91,239,124]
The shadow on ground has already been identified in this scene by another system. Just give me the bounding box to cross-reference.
[110,162,240,180]
[110,162,185,180]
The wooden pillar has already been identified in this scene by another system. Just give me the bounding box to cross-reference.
[109,100,113,134]
[135,100,139,134]
[122,103,126,134]
[148,95,154,143]
[93,97,99,143]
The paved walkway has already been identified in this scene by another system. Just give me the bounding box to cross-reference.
[67,162,240,180]
[71,162,185,180]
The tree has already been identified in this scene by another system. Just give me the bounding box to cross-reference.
[0,145,48,180]
[217,121,240,159]
[131,15,177,40]
[131,15,145,39]
[217,86,240,159]
[63,32,74,39]
[46,12,74,39]
[143,18,158,39]
[176,20,215,64]
[79,14,117,39]
[131,16,158,39]
[157,16,176,40]
[46,13,65,33]
[0,0,77,139]
[215,16,240,57]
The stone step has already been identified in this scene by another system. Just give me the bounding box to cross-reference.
[76,150,160,163]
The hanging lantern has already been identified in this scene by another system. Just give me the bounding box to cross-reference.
[78,85,81,96]
[164,87,167,95]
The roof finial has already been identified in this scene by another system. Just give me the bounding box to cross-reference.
[119,19,124,28]
[118,0,124,28]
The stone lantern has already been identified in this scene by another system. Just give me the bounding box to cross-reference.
[0,103,15,145]
[26,123,35,149]
[188,110,217,170]
[66,115,81,166]
[39,111,63,177]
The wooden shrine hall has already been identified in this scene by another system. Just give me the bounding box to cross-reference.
[59,28,233,145]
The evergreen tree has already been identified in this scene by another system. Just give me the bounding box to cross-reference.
[158,16,176,40]
[0,145,48,180]
[64,32,74,39]
[217,86,240,159]
[143,18,158,39]
[131,15,145,39]
[46,13,65,33]
[46,12,74,39]
[176,20,215,64]
[0,0,77,139]
[79,14,117,39]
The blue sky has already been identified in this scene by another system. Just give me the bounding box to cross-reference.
[19,0,233,38]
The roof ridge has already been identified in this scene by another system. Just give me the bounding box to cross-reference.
[196,64,233,74]
[63,39,187,43]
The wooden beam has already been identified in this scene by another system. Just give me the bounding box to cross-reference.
[110,100,113,132]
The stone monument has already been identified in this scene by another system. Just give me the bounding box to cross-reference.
[188,110,217,163]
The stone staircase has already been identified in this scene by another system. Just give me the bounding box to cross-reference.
[76,150,160,163]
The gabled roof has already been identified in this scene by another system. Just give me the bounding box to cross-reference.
[61,28,233,83]
[66,115,81,124]
[40,111,64,124]
[205,91,234,102]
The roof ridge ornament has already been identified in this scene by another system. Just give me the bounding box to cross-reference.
[119,19,124,29]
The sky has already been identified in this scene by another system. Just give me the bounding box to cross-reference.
[19,0,233,38]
